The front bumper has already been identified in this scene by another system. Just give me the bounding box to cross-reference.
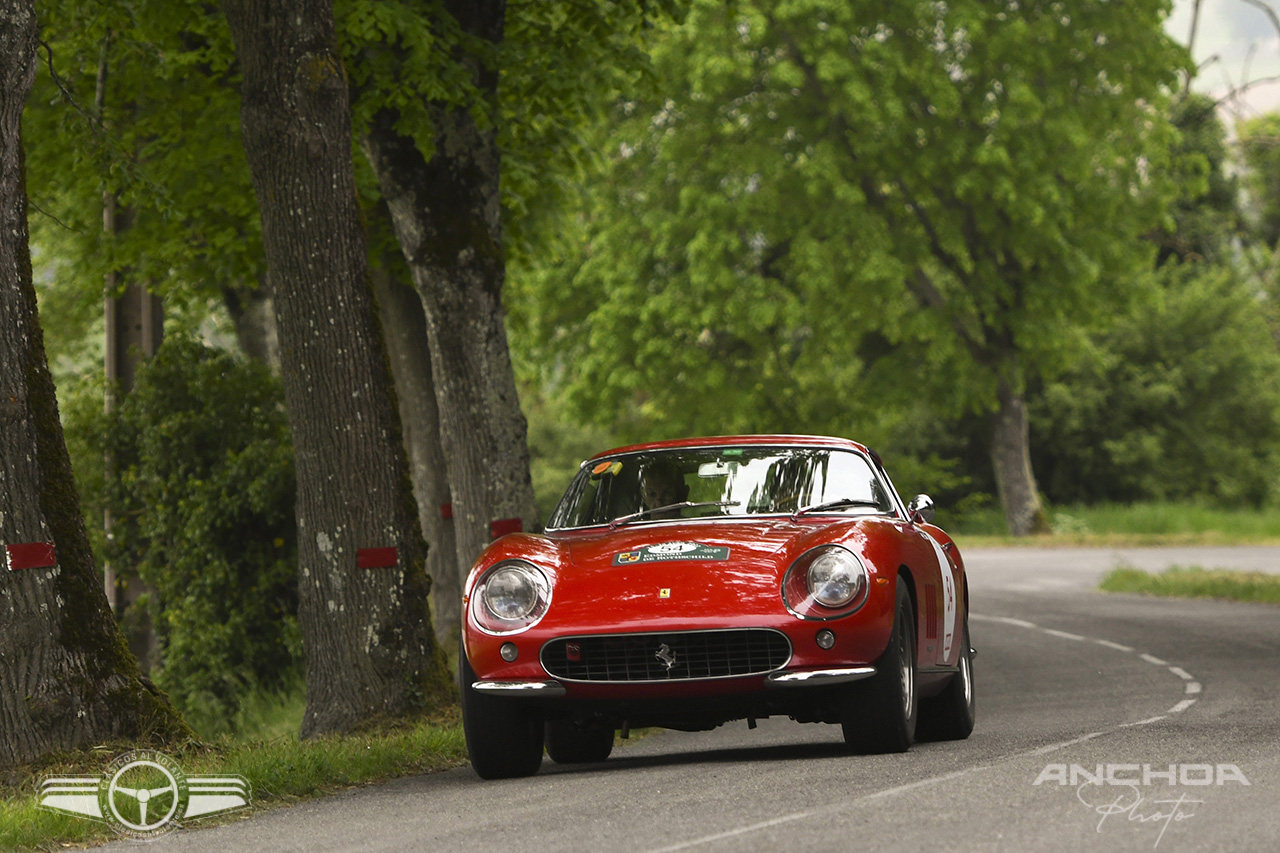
[469,665,877,696]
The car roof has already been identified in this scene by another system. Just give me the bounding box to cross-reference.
[586,434,872,461]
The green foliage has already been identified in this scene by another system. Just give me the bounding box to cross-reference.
[67,338,299,736]
[339,0,683,262]
[1158,93,1240,265]
[950,502,1280,541]
[24,0,261,303]
[27,0,678,368]
[1030,263,1280,506]
[509,0,1189,499]
[522,389,618,523]
[1239,113,1280,249]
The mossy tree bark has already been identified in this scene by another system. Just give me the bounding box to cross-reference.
[0,0,189,768]
[221,0,451,738]
[370,253,461,645]
[361,0,538,578]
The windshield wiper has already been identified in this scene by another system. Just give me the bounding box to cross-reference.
[790,498,884,520]
[609,501,741,529]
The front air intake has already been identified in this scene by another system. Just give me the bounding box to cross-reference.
[541,628,792,683]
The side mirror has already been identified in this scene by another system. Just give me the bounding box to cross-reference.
[907,494,935,524]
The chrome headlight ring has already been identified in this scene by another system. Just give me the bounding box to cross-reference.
[470,560,552,635]
[782,545,870,620]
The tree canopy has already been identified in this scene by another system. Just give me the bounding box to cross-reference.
[511,0,1196,532]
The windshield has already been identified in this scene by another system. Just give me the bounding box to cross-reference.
[546,445,898,530]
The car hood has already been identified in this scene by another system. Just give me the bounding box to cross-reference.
[540,518,861,633]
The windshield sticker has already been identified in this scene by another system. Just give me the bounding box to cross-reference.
[591,460,622,477]
[613,541,731,565]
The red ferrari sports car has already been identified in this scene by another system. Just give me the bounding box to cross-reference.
[460,435,974,779]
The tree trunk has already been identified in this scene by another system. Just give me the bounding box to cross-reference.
[98,42,164,673]
[222,0,450,738]
[989,379,1050,537]
[222,281,280,370]
[361,0,538,575]
[104,279,165,674]
[0,0,189,767]
[370,259,461,645]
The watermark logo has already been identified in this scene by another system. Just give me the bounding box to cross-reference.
[1035,763,1250,848]
[38,749,250,841]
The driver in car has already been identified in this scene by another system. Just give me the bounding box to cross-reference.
[638,461,688,519]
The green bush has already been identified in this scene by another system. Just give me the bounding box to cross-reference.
[1030,263,1280,507]
[66,337,299,736]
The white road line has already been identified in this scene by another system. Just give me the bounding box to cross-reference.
[970,614,1037,629]
[861,767,986,801]
[971,614,1205,727]
[647,727,1141,852]
[1026,731,1106,755]
[650,614,1208,852]
[648,742,1090,853]
[648,812,818,853]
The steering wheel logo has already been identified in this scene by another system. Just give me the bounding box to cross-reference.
[100,751,186,839]
[38,749,250,838]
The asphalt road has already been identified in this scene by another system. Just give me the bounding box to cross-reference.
[103,545,1280,852]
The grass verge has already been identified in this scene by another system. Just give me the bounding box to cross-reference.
[949,502,1280,546]
[0,707,467,851]
[1100,566,1280,605]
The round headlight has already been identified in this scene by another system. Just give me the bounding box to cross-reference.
[483,566,539,620]
[782,545,870,620]
[807,549,865,607]
[471,561,551,635]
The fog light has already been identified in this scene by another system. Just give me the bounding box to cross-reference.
[500,642,519,662]
[816,629,836,650]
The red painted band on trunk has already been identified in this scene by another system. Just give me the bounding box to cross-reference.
[357,546,398,569]
[5,542,57,571]
[440,503,453,520]
[489,518,523,540]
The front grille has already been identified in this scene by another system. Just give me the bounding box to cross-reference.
[541,629,792,683]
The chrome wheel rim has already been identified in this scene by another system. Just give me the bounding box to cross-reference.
[899,626,914,717]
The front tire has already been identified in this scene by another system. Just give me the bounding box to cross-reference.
[460,643,544,779]
[841,580,917,754]
[545,719,614,764]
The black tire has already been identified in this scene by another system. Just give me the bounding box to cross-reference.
[544,719,615,764]
[841,581,917,754]
[460,643,544,779]
[916,619,976,742]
